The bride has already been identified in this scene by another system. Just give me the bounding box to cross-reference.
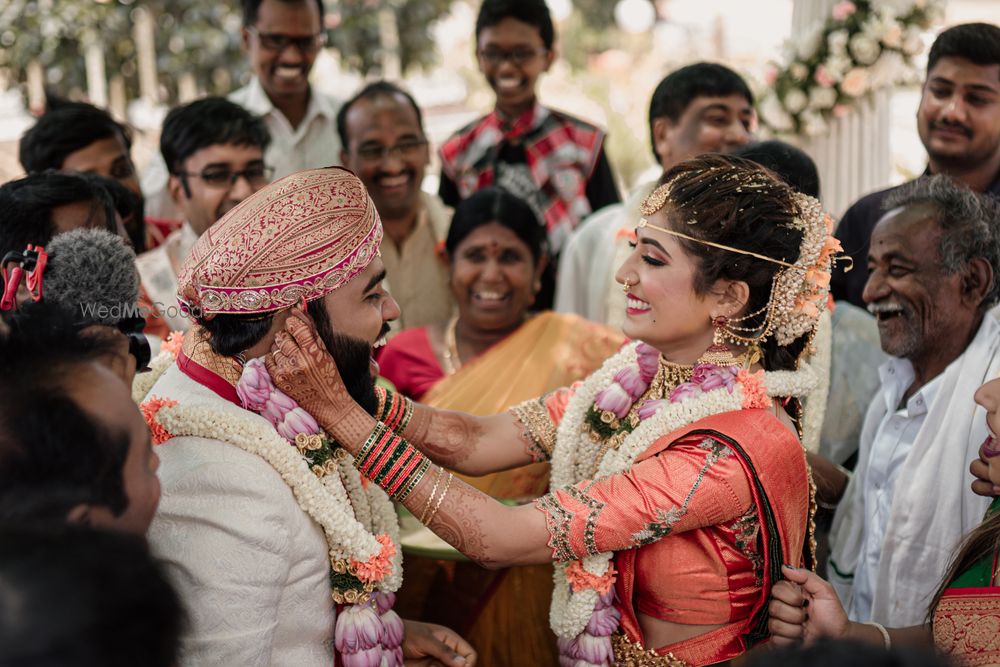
[265,154,838,666]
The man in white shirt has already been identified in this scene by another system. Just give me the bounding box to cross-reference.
[136,98,271,333]
[142,0,341,219]
[338,81,453,330]
[555,62,753,327]
[827,175,1000,626]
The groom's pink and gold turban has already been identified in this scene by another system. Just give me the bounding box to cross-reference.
[177,167,382,316]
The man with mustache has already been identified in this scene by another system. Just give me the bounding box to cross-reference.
[832,22,1000,308]
[140,167,474,666]
[136,98,271,333]
[338,81,453,330]
[823,175,1000,627]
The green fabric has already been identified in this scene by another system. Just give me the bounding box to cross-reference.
[949,497,1000,589]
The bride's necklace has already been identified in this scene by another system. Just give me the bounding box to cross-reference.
[586,357,694,476]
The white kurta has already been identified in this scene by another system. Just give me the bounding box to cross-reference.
[146,364,335,667]
[829,315,1000,626]
[847,359,942,621]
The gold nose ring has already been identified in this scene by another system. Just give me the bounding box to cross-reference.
[622,279,631,295]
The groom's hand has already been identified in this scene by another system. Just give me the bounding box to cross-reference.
[401,619,476,667]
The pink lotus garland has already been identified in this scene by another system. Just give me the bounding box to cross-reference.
[237,358,322,442]
[593,343,660,418]
[557,588,620,667]
[335,592,405,667]
[236,359,403,666]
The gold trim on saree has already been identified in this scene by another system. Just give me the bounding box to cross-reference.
[611,634,690,666]
[510,396,558,461]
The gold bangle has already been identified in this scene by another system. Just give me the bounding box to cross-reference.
[425,472,453,525]
[418,467,444,523]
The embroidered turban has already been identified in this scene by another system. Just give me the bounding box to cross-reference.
[177,167,382,316]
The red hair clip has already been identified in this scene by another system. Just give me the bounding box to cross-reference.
[1,245,48,312]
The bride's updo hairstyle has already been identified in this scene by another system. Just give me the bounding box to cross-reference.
[645,153,836,374]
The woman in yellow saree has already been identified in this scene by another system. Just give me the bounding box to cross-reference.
[378,188,624,665]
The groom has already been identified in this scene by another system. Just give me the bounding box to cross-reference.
[142,167,474,666]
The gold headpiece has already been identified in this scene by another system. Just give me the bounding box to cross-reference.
[638,178,844,347]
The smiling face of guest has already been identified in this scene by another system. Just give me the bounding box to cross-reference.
[242,0,323,103]
[862,203,971,362]
[341,93,429,223]
[477,17,554,119]
[917,55,1000,172]
[450,222,544,333]
[652,94,754,172]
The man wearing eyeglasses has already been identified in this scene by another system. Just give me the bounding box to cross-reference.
[136,98,272,333]
[338,81,453,330]
[141,0,339,222]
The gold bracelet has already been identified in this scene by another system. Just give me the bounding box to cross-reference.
[425,472,453,525]
[418,467,444,523]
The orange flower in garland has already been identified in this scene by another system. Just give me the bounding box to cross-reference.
[566,559,617,594]
[160,331,185,358]
[141,396,178,444]
[351,533,397,584]
[737,370,769,410]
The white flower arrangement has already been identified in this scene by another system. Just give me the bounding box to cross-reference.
[546,342,819,650]
[759,0,943,137]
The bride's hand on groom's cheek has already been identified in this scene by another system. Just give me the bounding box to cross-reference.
[265,309,356,419]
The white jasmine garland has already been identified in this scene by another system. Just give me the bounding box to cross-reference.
[547,342,818,641]
[152,400,401,592]
[132,349,176,403]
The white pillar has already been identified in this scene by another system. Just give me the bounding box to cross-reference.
[26,60,45,114]
[791,0,893,217]
[378,4,402,79]
[83,31,108,108]
[109,75,128,121]
[178,72,198,103]
[133,7,159,104]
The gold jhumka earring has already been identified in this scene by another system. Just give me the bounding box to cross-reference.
[698,316,742,367]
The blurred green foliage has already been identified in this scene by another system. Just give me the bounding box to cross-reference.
[0,0,456,102]
[328,0,453,75]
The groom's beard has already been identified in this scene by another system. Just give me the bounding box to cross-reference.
[307,302,383,417]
